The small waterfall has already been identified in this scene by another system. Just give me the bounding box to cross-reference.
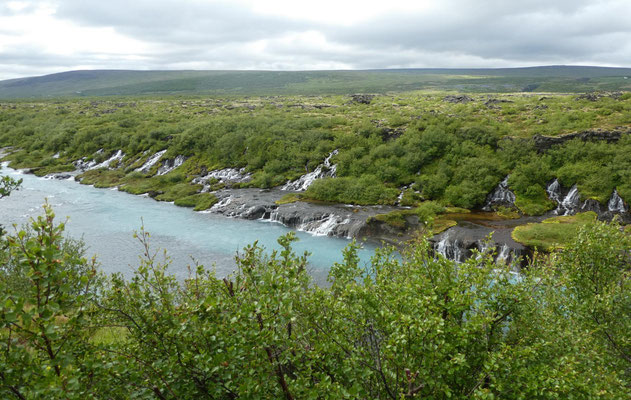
[193,168,252,191]
[89,150,125,170]
[135,150,167,173]
[281,150,339,191]
[297,214,350,237]
[434,232,465,262]
[608,189,627,213]
[210,195,233,212]
[496,244,511,264]
[557,185,580,216]
[483,176,516,210]
[546,179,562,204]
[156,155,186,176]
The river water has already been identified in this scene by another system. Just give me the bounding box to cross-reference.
[0,165,377,284]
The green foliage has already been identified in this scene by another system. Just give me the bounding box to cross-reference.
[173,192,218,211]
[305,175,399,205]
[1,205,631,397]
[0,205,102,399]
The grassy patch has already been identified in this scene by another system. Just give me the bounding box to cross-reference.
[276,193,302,205]
[369,201,445,231]
[174,193,218,211]
[78,169,125,188]
[432,219,458,234]
[512,211,597,251]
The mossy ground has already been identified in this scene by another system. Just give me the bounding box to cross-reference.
[512,212,597,251]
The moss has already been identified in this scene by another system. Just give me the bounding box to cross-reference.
[174,193,218,211]
[512,211,597,251]
[369,201,446,231]
[495,206,521,219]
[276,193,301,205]
[78,169,125,188]
[154,183,202,202]
[432,219,458,235]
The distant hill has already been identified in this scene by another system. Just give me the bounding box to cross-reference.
[1,66,630,98]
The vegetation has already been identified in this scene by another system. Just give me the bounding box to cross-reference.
[1,66,631,98]
[511,211,598,251]
[1,204,631,398]
[1,91,630,214]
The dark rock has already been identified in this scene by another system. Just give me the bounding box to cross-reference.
[484,98,514,107]
[444,94,473,104]
[349,94,375,104]
[533,127,631,152]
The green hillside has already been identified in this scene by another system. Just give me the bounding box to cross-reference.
[1,66,630,98]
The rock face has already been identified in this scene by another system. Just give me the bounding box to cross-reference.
[349,94,375,104]
[206,188,397,240]
[443,94,473,104]
[533,127,631,152]
[431,223,529,268]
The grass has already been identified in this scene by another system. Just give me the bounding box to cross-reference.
[174,193,218,211]
[276,193,301,205]
[512,212,597,251]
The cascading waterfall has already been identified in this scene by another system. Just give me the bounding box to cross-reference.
[496,244,511,264]
[135,150,167,173]
[557,185,580,216]
[608,189,627,213]
[90,150,125,170]
[193,168,252,191]
[297,214,351,237]
[281,150,339,191]
[482,176,516,210]
[546,179,562,204]
[156,155,186,176]
[434,232,465,262]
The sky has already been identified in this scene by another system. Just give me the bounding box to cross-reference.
[1,0,630,80]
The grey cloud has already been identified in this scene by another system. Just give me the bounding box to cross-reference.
[2,0,631,79]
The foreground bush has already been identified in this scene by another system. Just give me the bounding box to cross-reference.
[1,205,630,398]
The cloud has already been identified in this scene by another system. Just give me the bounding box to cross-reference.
[0,0,630,79]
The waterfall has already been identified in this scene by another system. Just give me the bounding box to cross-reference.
[496,244,511,264]
[281,150,339,191]
[297,214,350,237]
[546,179,562,204]
[557,185,580,216]
[156,155,186,176]
[482,176,516,210]
[135,150,167,173]
[434,232,465,262]
[608,189,627,213]
[89,150,125,170]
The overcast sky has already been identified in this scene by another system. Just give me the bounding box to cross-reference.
[1,0,630,80]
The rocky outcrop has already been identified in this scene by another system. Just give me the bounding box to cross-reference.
[349,94,375,104]
[482,176,516,211]
[533,127,631,152]
[443,94,473,104]
[207,188,398,240]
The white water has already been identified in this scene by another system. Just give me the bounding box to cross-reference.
[434,232,464,262]
[90,150,125,170]
[483,176,516,210]
[157,155,186,176]
[135,150,167,173]
[546,179,562,204]
[0,165,376,284]
[496,244,511,264]
[281,150,338,191]
[558,185,580,216]
[608,189,627,213]
[193,168,252,191]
